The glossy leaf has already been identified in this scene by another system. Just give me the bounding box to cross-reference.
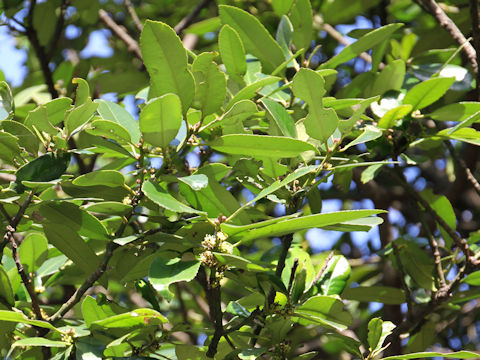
[272,0,294,15]
[140,94,183,148]
[19,233,48,274]
[13,152,70,193]
[367,317,395,356]
[43,223,101,275]
[318,255,351,296]
[378,105,413,129]
[96,99,141,144]
[320,24,403,69]
[81,201,132,216]
[0,266,14,307]
[1,120,38,154]
[403,77,456,110]
[295,295,352,330]
[289,0,313,51]
[228,210,385,243]
[382,351,480,360]
[192,53,227,116]
[64,98,98,136]
[226,76,281,110]
[142,180,204,214]
[209,134,316,159]
[91,309,167,329]
[73,170,125,188]
[149,256,201,288]
[141,21,195,113]
[293,68,338,142]
[0,310,61,333]
[429,102,480,123]
[12,338,67,348]
[0,132,20,166]
[219,5,285,73]
[219,25,246,80]
[261,98,296,137]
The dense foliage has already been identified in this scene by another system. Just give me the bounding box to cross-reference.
[1,0,480,359]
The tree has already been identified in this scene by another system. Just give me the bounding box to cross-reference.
[0,0,480,358]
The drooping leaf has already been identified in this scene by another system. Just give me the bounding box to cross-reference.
[382,351,480,360]
[90,308,167,330]
[12,338,67,348]
[289,0,313,51]
[0,310,61,333]
[318,255,351,296]
[73,170,125,188]
[367,318,396,356]
[261,98,296,137]
[141,21,195,113]
[295,295,353,330]
[19,232,48,274]
[0,265,14,307]
[64,98,98,136]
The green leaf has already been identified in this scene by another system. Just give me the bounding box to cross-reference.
[209,134,316,159]
[0,131,20,166]
[320,24,403,69]
[219,25,246,81]
[289,0,313,51]
[0,81,14,117]
[369,59,406,97]
[462,270,480,285]
[177,174,208,191]
[342,125,382,150]
[226,76,281,111]
[141,20,195,113]
[429,102,480,122]
[295,295,352,330]
[382,351,480,360]
[292,68,338,142]
[403,77,456,110]
[220,99,257,134]
[19,232,48,274]
[81,201,132,216]
[318,255,351,296]
[192,53,227,116]
[95,99,141,144]
[142,180,204,214]
[40,201,110,240]
[73,170,125,188]
[214,253,267,272]
[44,98,73,125]
[0,265,14,307]
[361,163,384,183]
[272,0,294,15]
[12,337,67,348]
[64,98,98,136]
[185,17,221,35]
[367,318,395,355]
[140,94,183,148]
[219,5,285,74]
[13,152,71,193]
[24,105,57,136]
[82,295,112,327]
[43,223,101,275]
[228,210,385,243]
[0,310,62,333]
[378,105,413,129]
[176,345,209,360]
[1,120,39,154]
[149,256,201,288]
[276,15,295,62]
[86,119,132,143]
[91,308,167,330]
[261,98,296,137]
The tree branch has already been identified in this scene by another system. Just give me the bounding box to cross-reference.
[124,0,143,32]
[25,0,58,98]
[445,140,480,196]
[415,0,478,74]
[47,0,69,61]
[174,0,212,34]
[98,9,142,60]
[469,0,480,98]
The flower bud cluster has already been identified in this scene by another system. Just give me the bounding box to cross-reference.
[200,231,233,284]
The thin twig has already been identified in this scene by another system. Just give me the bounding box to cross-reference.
[391,242,414,320]
[469,0,480,99]
[389,171,478,267]
[25,0,58,98]
[417,211,447,289]
[47,0,69,61]
[415,0,477,74]
[287,258,299,295]
[124,0,143,32]
[174,0,212,34]
[316,18,374,65]
[312,251,334,285]
[445,140,480,195]
[205,270,223,358]
[98,9,142,60]
[0,192,34,255]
